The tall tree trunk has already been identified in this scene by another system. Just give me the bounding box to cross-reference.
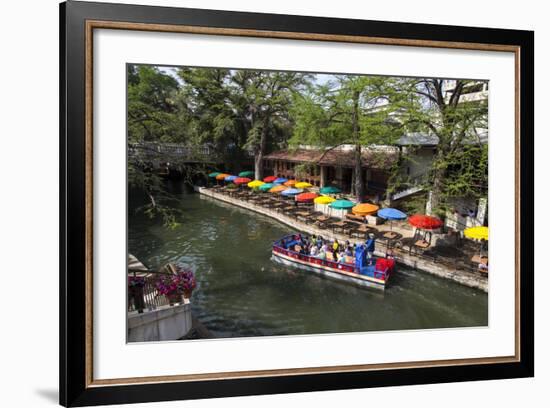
[354,144,366,202]
[254,117,269,180]
[352,90,366,202]
[428,149,447,215]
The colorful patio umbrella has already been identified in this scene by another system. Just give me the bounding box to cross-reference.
[281,188,303,196]
[352,203,380,216]
[269,185,288,193]
[258,183,275,191]
[408,214,443,230]
[274,177,288,184]
[234,177,252,185]
[314,196,336,205]
[215,173,230,180]
[378,208,407,230]
[329,199,355,210]
[464,226,489,257]
[224,175,238,182]
[208,172,221,178]
[320,186,341,194]
[378,208,407,220]
[247,180,265,188]
[296,192,318,203]
[464,226,489,241]
[263,176,277,183]
[238,170,254,177]
[283,180,297,187]
[295,182,313,189]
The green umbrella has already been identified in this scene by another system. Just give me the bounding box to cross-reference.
[238,170,255,177]
[320,186,341,194]
[259,183,274,191]
[329,199,355,209]
[208,172,221,178]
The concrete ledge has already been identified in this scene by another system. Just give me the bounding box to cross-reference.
[128,302,192,342]
[197,187,487,292]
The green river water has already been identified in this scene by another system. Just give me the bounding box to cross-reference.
[128,183,488,339]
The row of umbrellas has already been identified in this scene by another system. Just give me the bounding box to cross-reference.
[208,171,488,241]
[209,172,343,194]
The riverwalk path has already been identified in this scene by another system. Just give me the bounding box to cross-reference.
[196,186,488,292]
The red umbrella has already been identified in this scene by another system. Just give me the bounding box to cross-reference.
[296,192,319,203]
[408,214,443,230]
[263,176,277,182]
[234,177,252,185]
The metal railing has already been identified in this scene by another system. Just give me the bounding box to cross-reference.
[128,142,216,163]
[128,270,180,313]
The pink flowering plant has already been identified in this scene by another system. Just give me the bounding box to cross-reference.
[155,266,196,296]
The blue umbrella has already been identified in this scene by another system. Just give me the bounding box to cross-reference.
[274,177,288,184]
[377,208,407,230]
[378,208,407,220]
[224,175,238,182]
[281,188,303,196]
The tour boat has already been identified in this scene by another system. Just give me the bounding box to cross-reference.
[271,234,394,290]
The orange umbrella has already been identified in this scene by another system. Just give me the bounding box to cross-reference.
[269,185,288,193]
[215,173,230,180]
[283,180,297,186]
[352,203,379,216]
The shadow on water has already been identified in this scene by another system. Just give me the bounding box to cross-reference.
[128,185,488,339]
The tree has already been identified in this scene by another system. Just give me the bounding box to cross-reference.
[290,75,400,202]
[127,65,184,143]
[393,79,488,215]
[231,71,310,180]
[127,65,187,228]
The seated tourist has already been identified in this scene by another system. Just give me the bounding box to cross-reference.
[317,249,326,260]
[310,245,319,256]
[337,252,346,264]
[478,262,489,273]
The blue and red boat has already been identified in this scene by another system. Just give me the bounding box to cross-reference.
[271,234,394,290]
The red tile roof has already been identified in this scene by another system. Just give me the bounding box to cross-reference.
[264,148,398,169]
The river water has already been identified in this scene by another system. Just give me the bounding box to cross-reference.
[128,184,488,339]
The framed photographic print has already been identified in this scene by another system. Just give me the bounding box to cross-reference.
[60,0,534,406]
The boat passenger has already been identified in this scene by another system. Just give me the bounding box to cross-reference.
[365,233,376,261]
[345,246,353,257]
[310,245,319,256]
[316,236,323,248]
[337,252,346,264]
[332,240,340,257]
[317,249,326,260]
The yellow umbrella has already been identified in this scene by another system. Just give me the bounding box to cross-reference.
[295,182,313,189]
[283,180,297,187]
[464,226,489,240]
[314,196,336,205]
[352,203,379,216]
[269,185,288,193]
[247,180,265,188]
[215,173,230,180]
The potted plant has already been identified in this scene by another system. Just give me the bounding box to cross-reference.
[155,266,197,305]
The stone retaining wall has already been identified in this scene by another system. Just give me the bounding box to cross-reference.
[128,301,193,342]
